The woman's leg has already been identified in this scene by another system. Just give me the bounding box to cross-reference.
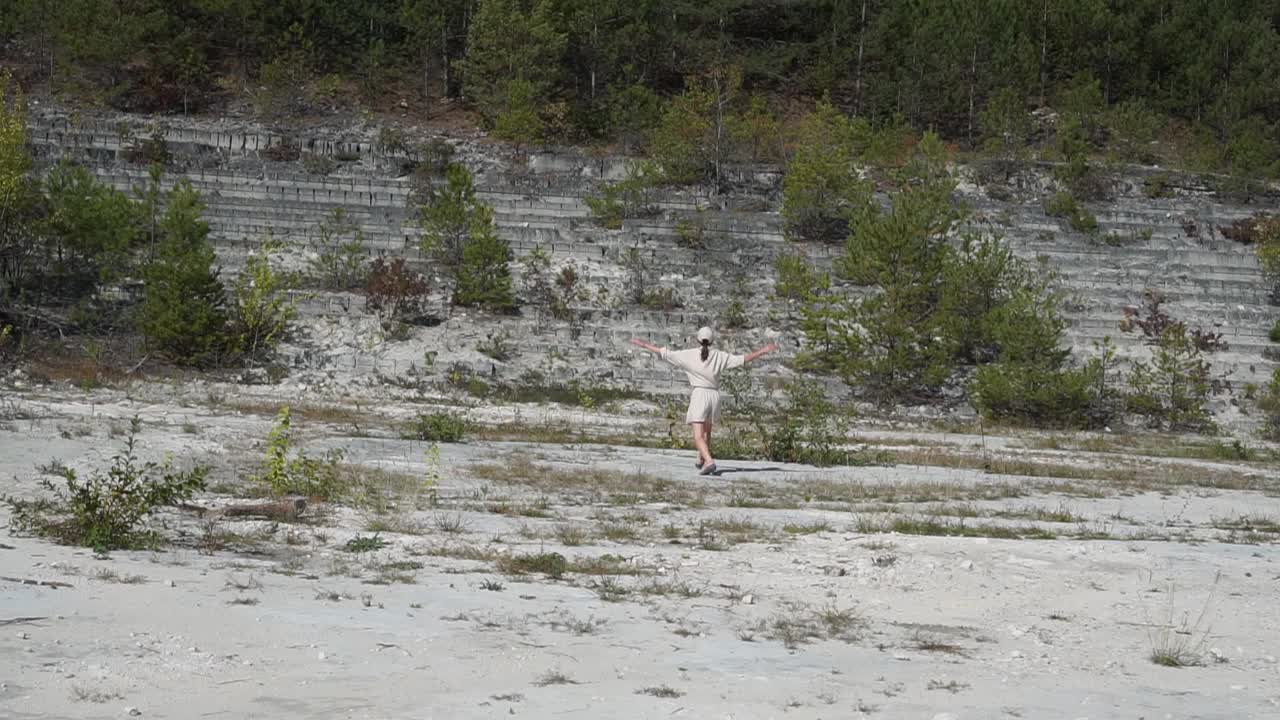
[704,421,714,461]
[690,422,712,466]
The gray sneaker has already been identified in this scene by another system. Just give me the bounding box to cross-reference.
[699,462,717,476]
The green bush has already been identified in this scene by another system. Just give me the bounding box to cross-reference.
[1259,369,1280,441]
[229,244,297,362]
[405,411,467,442]
[781,101,873,243]
[138,179,228,367]
[1043,191,1098,234]
[6,417,208,550]
[453,208,517,311]
[307,208,368,290]
[584,161,658,229]
[1143,173,1173,199]
[252,407,347,499]
[1126,325,1215,432]
[972,362,1095,429]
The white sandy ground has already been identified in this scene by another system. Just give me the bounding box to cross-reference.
[1,385,1279,720]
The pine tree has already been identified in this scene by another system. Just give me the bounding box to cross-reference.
[781,101,872,243]
[453,207,515,311]
[418,163,479,269]
[138,180,227,367]
[457,0,566,127]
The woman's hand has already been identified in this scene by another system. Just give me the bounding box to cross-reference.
[744,341,781,364]
[630,338,662,354]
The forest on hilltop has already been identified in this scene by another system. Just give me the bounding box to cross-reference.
[1,0,1278,172]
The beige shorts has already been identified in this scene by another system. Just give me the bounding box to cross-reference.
[686,388,722,424]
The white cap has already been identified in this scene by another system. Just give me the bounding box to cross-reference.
[696,326,714,343]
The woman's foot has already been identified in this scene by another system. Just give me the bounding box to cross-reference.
[699,462,717,476]
[695,459,704,469]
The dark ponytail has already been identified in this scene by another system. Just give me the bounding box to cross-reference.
[700,339,710,361]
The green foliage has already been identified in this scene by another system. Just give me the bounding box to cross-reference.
[1126,325,1215,433]
[802,162,961,402]
[1143,174,1173,199]
[1255,216,1280,303]
[500,551,568,578]
[6,417,207,551]
[343,534,388,553]
[717,376,886,467]
[620,246,680,310]
[608,83,662,153]
[229,243,297,362]
[584,161,658,229]
[650,67,741,187]
[418,163,479,269]
[39,162,138,298]
[1270,319,1280,344]
[253,407,347,499]
[1259,369,1280,441]
[782,102,873,243]
[1043,191,1098,234]
[138,180,228,367]
[453,207,516,311]
[520,247,586,330]
[404,411,467,442]
[5,0,1280,184]
[978,87,1031,181]
[457,0,566,129]
[720,276,751,331]
[493,77,545,146]
[732,94,783,163]
[771,253,828,320]
[0,70,28,218]
[756,380,856,466]
[308,208,368,290]
[1107,98,1163,163]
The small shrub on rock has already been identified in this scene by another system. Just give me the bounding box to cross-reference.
[1043,191,1098,234]
[366,257,431,328]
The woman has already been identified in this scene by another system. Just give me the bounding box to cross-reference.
[630,327,779,475]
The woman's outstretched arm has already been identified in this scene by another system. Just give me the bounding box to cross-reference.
[629,338,664,355]
[743,341,780,364]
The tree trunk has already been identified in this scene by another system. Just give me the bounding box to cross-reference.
[968,44,978,146]
[855,0,868,116]
[1040,0,1049,107]
[441,25,451,97]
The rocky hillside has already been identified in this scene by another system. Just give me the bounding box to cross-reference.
[25,108,1278,423]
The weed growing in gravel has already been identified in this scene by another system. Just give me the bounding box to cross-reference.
[403,411,467,442]
[92,568,147,584]
[343,534,388,553]
[637,686,684,698]
[499,552,569,578]
[554,524,588,546]
[533,670,577,687]
[1147,573,1219,667]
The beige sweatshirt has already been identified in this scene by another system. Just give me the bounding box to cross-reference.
[660,347,745,390]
